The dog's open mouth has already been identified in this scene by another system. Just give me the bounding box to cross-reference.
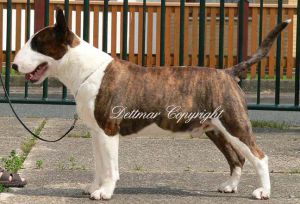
[25,62,48,83]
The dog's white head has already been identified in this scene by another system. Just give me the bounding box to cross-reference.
[13,8,79,84]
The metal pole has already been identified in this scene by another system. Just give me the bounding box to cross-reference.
[122,0,128,60]
[160,0,166,66]
[257,0,263,104]
[64,0,69,22]
[25,0,31,98]
[103,0,109,52]
[238,0,245,63]
[26,0,31,40]
[218,0,224,69]
[179,0,185,66]
[62,0,70,100]
[42,0,50,100]
[275,0,282,105]
[142,0,147,66]
[198,0,205,66]
[5,0,12,96]
[44,0,49,26]
[237,0,248,86]
[237,0,244,87]
[83,0,90,42]
[295,0,300,106]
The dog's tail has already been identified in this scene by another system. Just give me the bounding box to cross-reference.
[226,19,291,81]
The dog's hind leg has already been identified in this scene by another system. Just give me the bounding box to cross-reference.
[206,131,245,193]
[88,129,119,200]
[211,118,270,200]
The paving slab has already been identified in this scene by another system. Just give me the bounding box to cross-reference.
[0,117,43,158]
[0,118,299,204]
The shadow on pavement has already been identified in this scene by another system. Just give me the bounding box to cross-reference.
[12,186,251,199]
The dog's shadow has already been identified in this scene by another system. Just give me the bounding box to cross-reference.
[12,186,250,199]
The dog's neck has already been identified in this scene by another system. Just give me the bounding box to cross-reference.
[53,40,113,96]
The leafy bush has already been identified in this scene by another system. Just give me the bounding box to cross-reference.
[1,150,25,173]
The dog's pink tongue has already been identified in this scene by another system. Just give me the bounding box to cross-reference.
[25,65,44,81]
[32,68,43,80]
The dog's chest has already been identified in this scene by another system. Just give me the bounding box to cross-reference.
[74,60,112,131]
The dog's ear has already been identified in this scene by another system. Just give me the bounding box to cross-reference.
[54,8,68,40]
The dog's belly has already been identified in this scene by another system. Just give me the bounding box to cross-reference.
[119,117,212,136]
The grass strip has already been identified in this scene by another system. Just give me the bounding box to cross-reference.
[251,120,290,130]
[1,120,47,173]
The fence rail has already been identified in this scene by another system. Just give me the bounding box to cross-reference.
[0,0,300,111]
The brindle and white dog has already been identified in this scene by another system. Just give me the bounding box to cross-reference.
[13,8,290,200]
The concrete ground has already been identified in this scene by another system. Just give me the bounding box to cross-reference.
[0,118,299,204]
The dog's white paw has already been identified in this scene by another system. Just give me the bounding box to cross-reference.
[84,182,99,195]
[90,180,116,200]
[252,187,270,200]
[218,181,238,193]
[218,167,241,193]
[90,187,113,200]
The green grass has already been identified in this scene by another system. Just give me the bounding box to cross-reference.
[21,120,46,158]
[0,120,46,174]
[0,183,12,193]
[68,156,84,170]
[68,132,91,138]
[1,68,19,76]
[251,120,290,130]
[289,169,300,174]
[1,150,25,173]
[58,156,86,171]
[0,151,27,192]
[246,73,295,81]
[184,166,192,172]
[35,160,44,169]
[21,138,36,156]
[82,132,91,138]
[0,184,5,193]
[133,164,144,171]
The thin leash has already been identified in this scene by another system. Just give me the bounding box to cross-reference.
[0,73,78,142]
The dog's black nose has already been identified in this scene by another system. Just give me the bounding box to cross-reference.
[12,64,18,72]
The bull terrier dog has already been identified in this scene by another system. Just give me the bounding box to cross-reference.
[12,8,290,200]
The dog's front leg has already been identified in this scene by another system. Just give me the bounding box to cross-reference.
[84,130,103,194]
[89,129,119,200]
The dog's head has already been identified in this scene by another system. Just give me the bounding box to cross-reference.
[13,8,79,84]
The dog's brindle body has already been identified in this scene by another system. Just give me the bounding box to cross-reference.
[95,59,248,137]
[13,8,291,200]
